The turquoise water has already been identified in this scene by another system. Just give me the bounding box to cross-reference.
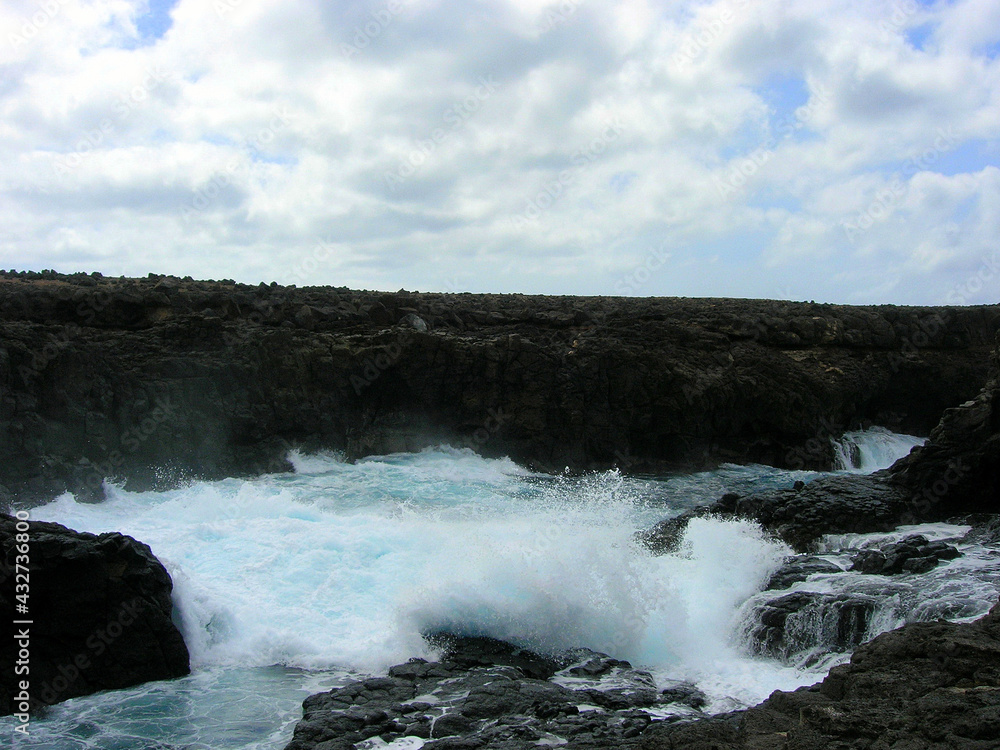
[8,431,992,750]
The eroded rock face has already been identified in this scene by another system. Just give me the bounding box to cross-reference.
[849,534,961,575]
[641,475,913,553]
[3,271,998,503]
[743,591,880,663]
[0,514,190,715]
[641,599,1000,750]
[283,636,706,750]
[890,334,1000,518]
[642,334,1000,552]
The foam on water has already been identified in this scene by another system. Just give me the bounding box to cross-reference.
[831,426,926,472]
[29,449,790,684]
[10,440,997,749]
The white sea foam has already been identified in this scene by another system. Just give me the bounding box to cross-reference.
[831,426,925,472]
[14,439,998,749]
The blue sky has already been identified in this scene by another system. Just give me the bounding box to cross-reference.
[1,0,999,304]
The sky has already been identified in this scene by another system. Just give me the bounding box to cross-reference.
[1,0,999,304]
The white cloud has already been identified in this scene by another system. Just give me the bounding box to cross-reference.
[0,0,998,304]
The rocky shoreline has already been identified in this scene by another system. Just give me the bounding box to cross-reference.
[641,330,999,553]
[0,514,190,717]
[3,271,999,748]
[277,599,1000,750]
[2,269,999,504]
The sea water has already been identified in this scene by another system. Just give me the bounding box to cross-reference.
[5,429,998,749]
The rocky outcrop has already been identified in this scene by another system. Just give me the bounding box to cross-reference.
[0,514,190,715]
[641,598,1000,750]
[285,601,1000,750]
[284,635,704,750]
[743,591,879,662]
[640,475,914,552]
[849,533,961,575]
[642,333,1000,552]
[890,334,1000,518]
[2,270,999,504]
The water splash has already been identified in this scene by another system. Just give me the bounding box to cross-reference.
[831,427,925,472]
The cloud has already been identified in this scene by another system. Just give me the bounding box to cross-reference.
[0,0,998,304]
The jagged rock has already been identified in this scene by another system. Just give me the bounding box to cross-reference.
[765,555,843,590]
[891,332,1000,518]
[2,271,998,503]
[642,599,1000,750]
[850,534,961,575]
[399,312,429,332]
[0,514,190,715]
[745,591,879,662]
[642,475,912,553]
[284,637,702,750]
[658,681,709,709]
[642,335,1000,551]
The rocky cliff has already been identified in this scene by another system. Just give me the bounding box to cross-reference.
[0,514,190,715]
[642,333,1000,552]
[2,270,998,504]
[641,599,1000,750]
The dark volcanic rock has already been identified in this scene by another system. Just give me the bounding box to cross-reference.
[642,475,912,552]
[425,633,564,680]
[744,591,880,662]
[643,333,1000,551]
[641,599,1000,750]
[2,271,998,503]
[890,333,1000,518]
[765,555,844,591]
[284,637,703,750]
[849,534,961,575]
[0,514,190,715]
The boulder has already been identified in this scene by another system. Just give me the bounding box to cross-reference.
[284,637,703,750]
[849,534,961,575]
[0,514,190,715]
[642,598,1000,750]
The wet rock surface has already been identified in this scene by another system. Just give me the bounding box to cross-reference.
[642,599,1000,750]
[765,555,843,591]
[641,475,913,553]
[850,533,961,575]
[0,514,190,715]
[2,270,999,504]
[744,591,880,662]
[642,333,1000,552]
[283,636,705,750]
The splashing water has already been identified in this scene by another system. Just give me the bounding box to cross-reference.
[831,426,925,472]
[5,440,996,749]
